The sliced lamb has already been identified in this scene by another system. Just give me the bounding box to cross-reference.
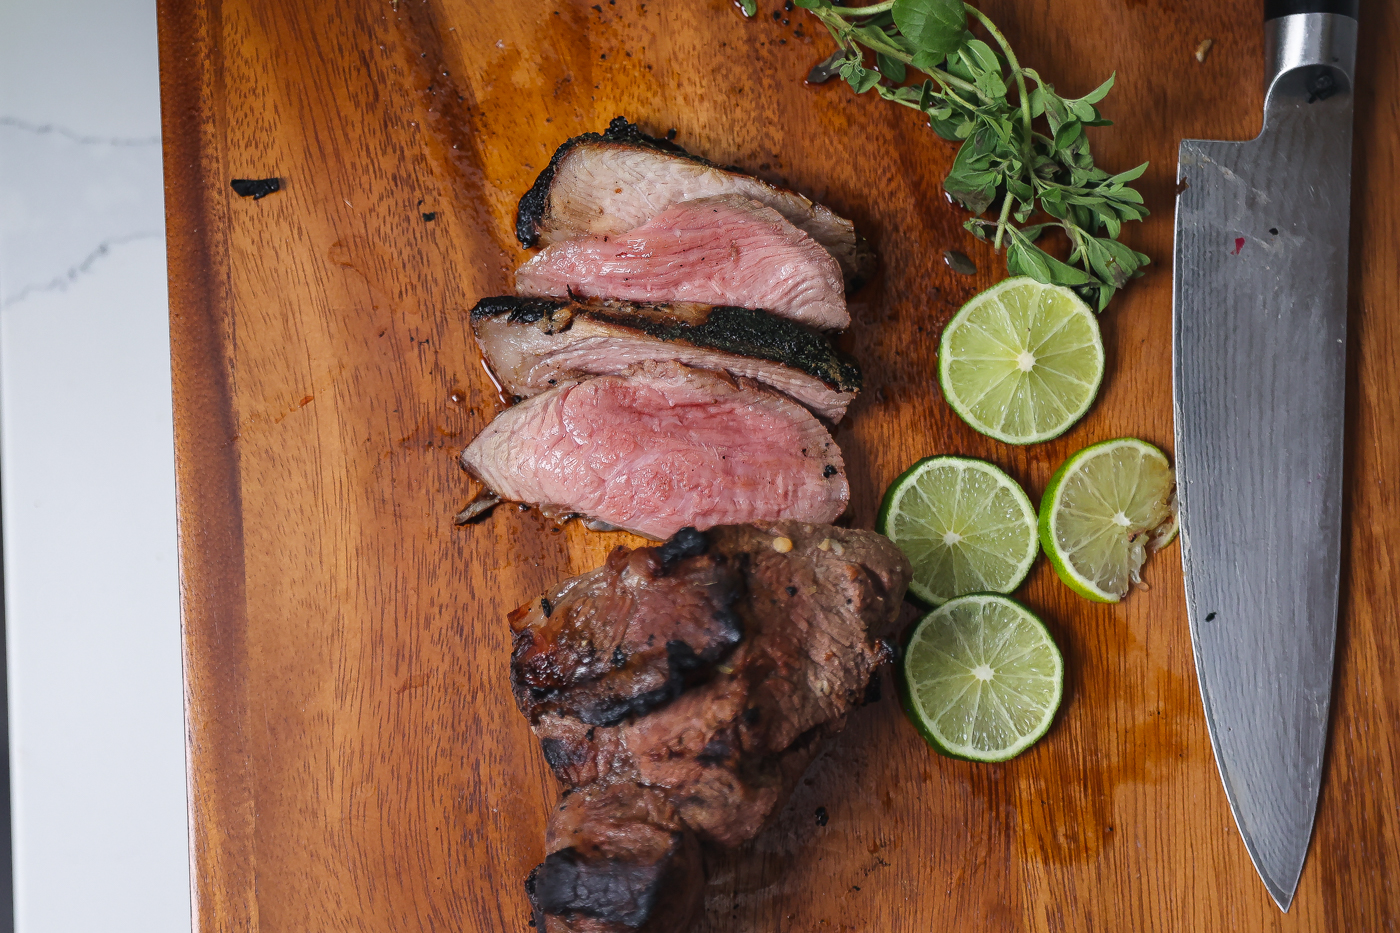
[470,296,861,421]
[515,194,848,331]
[515,117,876,289]
[460,362,847,539]
[509,522,912,847]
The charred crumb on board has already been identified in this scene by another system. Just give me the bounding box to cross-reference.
[815,806,829,826]
[230,177,281,199]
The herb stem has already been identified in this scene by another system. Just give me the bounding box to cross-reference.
[967,7,1033,158]
[809,8,988,102]
[926,69,983,102]
[993,189,1014,251]
[829,0,896,15]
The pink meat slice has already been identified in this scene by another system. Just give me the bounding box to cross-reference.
[514,195,849,331]
[460,361,848,539]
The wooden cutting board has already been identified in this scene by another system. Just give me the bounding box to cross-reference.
[157,0,1400,929]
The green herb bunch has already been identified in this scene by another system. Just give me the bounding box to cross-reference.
[790,0,1150,310]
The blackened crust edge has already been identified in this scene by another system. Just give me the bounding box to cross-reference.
[528,841,677,927]
[515,117,700,247]
[469,295,562,323]
[468,297,863,393]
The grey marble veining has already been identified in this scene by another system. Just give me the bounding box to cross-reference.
[0,116,165,308]
[0,1,191,930]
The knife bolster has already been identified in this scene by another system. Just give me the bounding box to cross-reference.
[1264,0,1358,19]
[1264,11,1358,103]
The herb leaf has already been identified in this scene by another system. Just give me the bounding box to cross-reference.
[891,0,967,58]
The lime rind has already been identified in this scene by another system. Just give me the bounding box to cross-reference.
[938,277,1105,445]
[1039,437,1178,603]
[899,594,1064,762]
[877,456,1039,606]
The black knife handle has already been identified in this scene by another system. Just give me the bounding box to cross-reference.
[1265,0,1359,18]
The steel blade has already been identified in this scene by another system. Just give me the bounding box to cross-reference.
[1172,19,1355,911]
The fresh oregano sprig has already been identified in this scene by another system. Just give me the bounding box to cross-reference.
[792,0,1150,310]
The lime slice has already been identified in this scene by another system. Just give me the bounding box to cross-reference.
[900,594,1063,762]
[1039,437,1178,603]
[878,456,1038,606]
[938,277,1104,445]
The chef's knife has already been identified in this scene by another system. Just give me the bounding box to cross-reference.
[1172,0,1357,912]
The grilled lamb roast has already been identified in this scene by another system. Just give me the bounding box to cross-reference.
[460,362,848,539]
[516,117,876,289]
[515,194,849,331]
[511,522,912,931]
[470,296,861,422]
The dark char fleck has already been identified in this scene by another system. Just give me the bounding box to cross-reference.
[657,526,709,572]
[230,177,281,200]
[469,295,565,323]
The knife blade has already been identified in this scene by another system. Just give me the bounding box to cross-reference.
[1172,0,1357,912]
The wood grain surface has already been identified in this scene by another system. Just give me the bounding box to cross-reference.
[157,0,1400,929]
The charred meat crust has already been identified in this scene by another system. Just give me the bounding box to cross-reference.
[516,117,696,248]
[528,782,704,933]
[469,296,862,393]
[512,523,913,845]
[511,533,747,728]
[470,295,560,325]
[528,843,674,927]
[512,524,911,928]
[656,526,708,572]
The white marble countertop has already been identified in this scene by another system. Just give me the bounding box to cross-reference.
[0,0,191,930]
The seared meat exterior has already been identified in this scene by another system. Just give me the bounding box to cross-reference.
[510,522,912,847]
[509,527,746,728]
[515,194,848,331]
[460,362,848,539]
[528,783,703,933]
[516,117,876,289]
[470,296,861,422]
